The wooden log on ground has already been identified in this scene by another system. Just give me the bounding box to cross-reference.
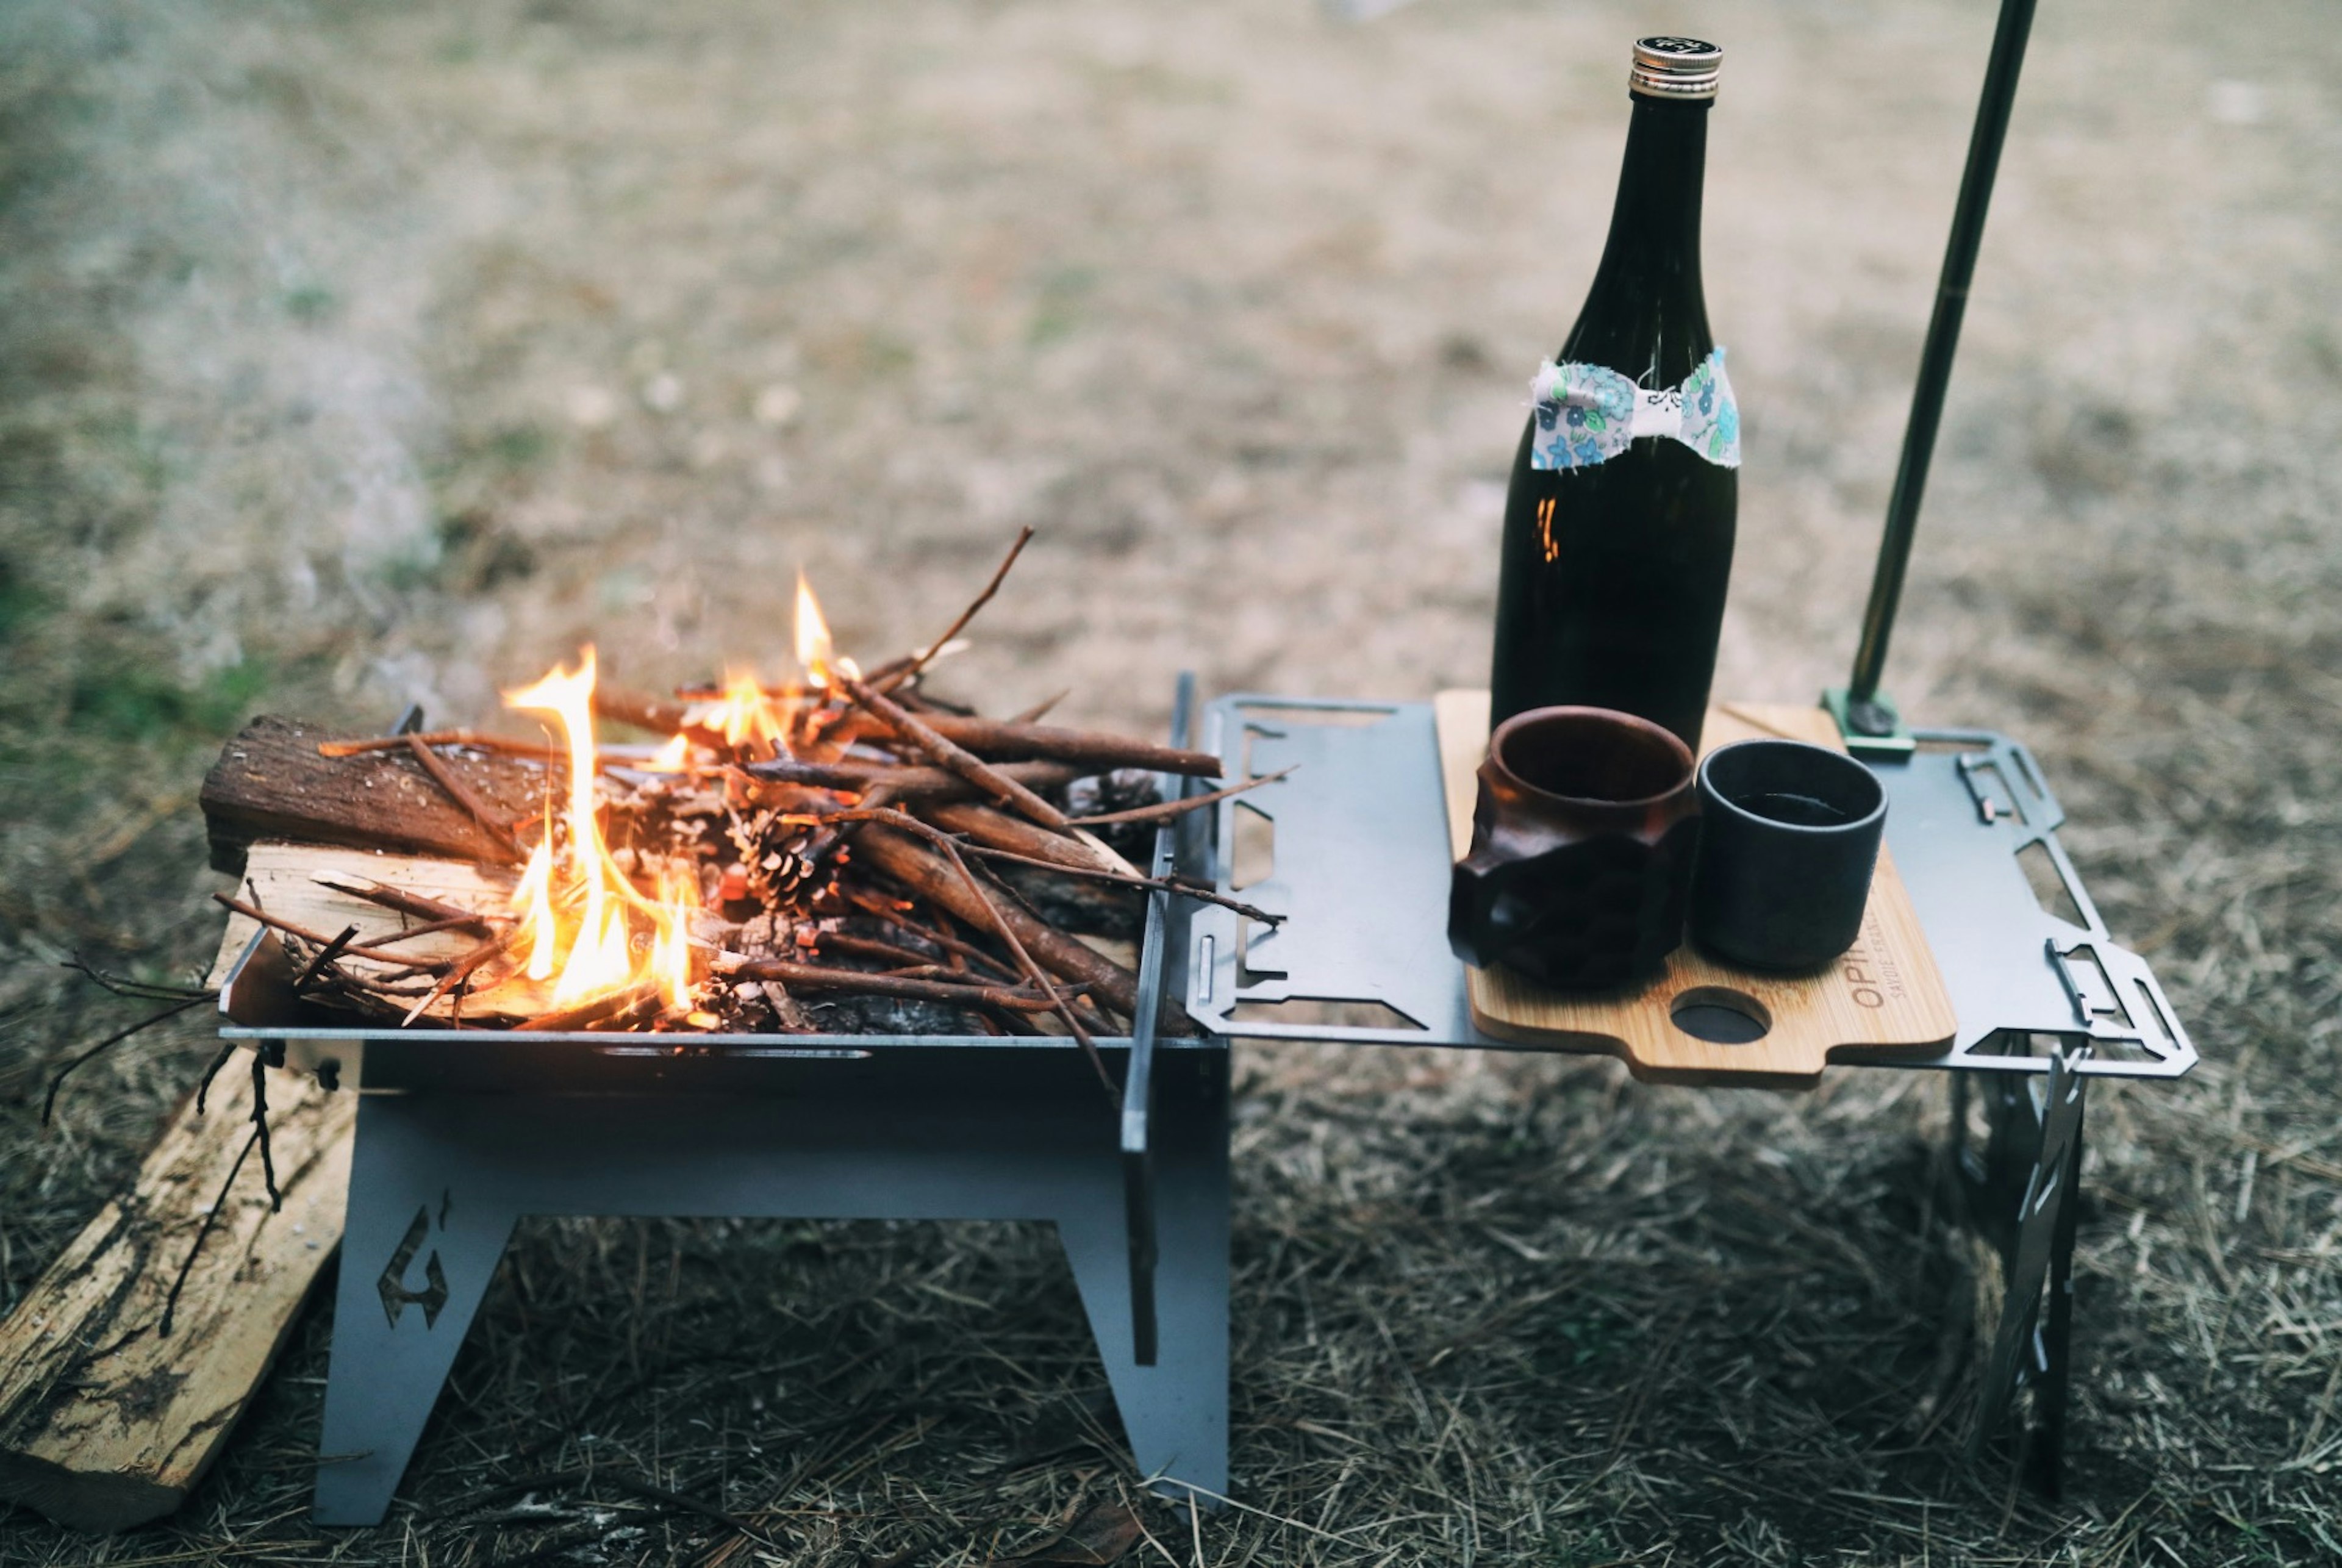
[200,716,548,875]
[0,1069,352,1531]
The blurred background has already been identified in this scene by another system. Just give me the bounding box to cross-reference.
[2,0,2336,1562]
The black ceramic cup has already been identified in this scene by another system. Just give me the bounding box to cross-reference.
[1449,706,1700,989]
[1688,739,1886,972]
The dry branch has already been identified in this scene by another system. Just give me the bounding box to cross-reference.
[837,673,1072,831]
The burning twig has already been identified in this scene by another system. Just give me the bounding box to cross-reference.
[403,735,523,857]
[739,756,1083,800]
[875,524,1034,694]
[400,937,510,1027]
[840,711,1223,778]
[317,729,566,762]
[1068,765,1295,827]
[835,672,1072,831]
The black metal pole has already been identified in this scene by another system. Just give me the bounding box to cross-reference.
[1846,0,2040,724]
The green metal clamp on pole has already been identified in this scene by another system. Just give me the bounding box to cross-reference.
[1828,0,2040,756]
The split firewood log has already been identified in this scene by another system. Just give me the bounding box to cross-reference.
[0,1071,350,1532]
[200,717,547,875]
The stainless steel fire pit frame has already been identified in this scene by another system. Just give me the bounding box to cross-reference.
[218,679,1228,1528]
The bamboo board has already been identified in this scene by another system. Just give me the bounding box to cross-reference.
[1435,691,1956,1087]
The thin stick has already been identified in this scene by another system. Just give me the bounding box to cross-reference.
[210,893,454,972]
[404,734,523,857]
[40,997,210,1127]
[818,808,1115,1090]
[160,1125,259,1337]
[715,959,1065,1012]
[801,812,1278,926]
[363,913,503,947]
[194,1041,238,1115]
[840,889,1022,981]
[1069,767,1293,828]
[292,925,361,993]
[925,833,1117,1094]
[876,525,1034,693]
[318,729,566,763]
[400,937,510,1026]
[248,1051,279,1211]
[740,756,1083,800]
[1010,690,1070,724]
[60,956,214,1003]
[313,877,508,926]
[812,931,966,972]
[836,673,1071,831]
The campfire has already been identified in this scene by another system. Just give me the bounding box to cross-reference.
[200,531,1275,1075]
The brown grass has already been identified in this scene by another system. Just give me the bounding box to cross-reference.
[4,0,2338,1562]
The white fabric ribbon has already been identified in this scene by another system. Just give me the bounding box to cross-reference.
[1527,348,1741,471]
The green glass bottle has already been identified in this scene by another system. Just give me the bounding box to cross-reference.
[1489,37,1739,750]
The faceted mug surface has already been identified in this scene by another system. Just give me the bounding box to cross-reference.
[1448,705,1700,990]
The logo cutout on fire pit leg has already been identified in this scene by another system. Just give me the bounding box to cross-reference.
[378,1206,450,1329]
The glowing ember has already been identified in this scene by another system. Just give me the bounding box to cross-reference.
[503,646,701,1012]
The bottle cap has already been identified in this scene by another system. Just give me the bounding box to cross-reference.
[1630,36,1722,100]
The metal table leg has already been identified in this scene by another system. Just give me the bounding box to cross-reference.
[1958,1044,2088,1495]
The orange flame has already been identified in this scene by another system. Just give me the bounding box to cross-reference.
[795,570,856,687]
[503,646,701,1013]
[643,732,695,773]
[695,666,794,754]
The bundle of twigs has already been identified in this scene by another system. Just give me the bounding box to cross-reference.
[199,531,1280,1077]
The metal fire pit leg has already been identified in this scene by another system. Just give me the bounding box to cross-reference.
[1064,1048,1231,1508]
[313,1094,517,1526]
[1959,1044,2087,1495]
[307,1051,1230,1525]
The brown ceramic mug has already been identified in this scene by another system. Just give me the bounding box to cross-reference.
[1447,706,1700,990]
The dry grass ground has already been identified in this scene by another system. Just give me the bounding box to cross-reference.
[2,0,2337,1562]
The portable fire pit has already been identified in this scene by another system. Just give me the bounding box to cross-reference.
[216,676,1230,1527]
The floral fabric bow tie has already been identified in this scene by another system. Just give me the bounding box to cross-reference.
[1527,348,1741,471]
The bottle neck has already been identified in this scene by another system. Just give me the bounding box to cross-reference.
[1563,94,1714,384]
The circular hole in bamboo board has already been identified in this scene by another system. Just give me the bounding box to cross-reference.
[1669,986,1772,1045]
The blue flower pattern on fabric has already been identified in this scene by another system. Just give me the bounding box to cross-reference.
[1529,348,1739,471]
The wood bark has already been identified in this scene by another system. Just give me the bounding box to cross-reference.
[201,717,548,875]
[0,1069,351,1531]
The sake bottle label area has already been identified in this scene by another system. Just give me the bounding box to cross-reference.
[1527,348,1742,471]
